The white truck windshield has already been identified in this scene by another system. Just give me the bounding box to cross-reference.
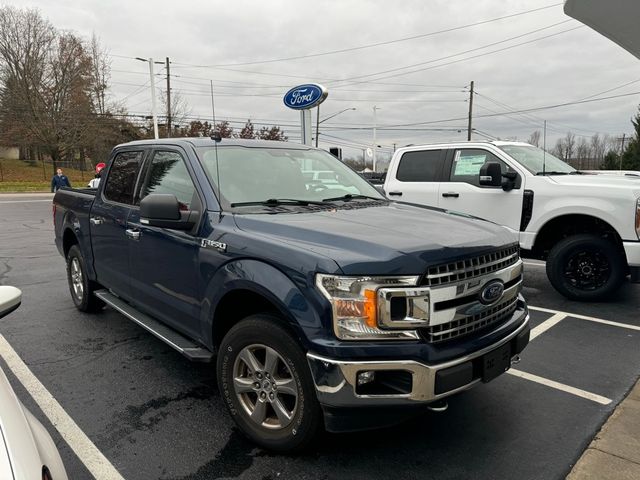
[499,145,576,175]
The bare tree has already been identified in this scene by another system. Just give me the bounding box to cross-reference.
[160,90,191,136]
[89,33,110,116]
[527,130,541,147]
[563,132,576,161]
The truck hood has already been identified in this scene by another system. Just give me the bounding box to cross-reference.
[233,202,516,275]
[547,173,640,193]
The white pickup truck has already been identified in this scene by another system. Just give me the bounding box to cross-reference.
[383,141,640,301]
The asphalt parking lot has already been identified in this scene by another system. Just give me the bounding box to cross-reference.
[1,195,639,480]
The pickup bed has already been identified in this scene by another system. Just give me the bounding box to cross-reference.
[54,137,529,451]
[384,141,640,301]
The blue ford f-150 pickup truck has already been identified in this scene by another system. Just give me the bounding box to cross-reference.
[53,137,529,451]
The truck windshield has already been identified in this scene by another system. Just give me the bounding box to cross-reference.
[196,145,384,209]
[498,145,576,175]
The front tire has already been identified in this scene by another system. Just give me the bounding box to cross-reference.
[66,244,104,312]
[546,234,625,301]
[217,315,322,452]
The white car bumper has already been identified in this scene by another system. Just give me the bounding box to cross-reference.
[624,241,640,266]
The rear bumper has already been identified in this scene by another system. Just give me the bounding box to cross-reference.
[307,311,529,409]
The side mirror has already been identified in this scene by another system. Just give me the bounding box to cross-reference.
[501,171,518,192]
[140,194,196,230]
[0,286,21,320]
[479,162,502,187]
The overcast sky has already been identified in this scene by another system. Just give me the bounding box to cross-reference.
[6,0,640,159]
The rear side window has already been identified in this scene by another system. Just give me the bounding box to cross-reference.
[103,151,144,204]
[396,150,444,182]
[449,149,512,187]
[139,150,196,209]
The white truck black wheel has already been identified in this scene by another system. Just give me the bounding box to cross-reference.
[546,234,625,301]
[217,315,321,452]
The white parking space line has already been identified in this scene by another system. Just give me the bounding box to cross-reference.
[530,312,567,340]
[0,335,124,480]
[529,306,640,332]
[507,369,612,405]
[0,200,53,204]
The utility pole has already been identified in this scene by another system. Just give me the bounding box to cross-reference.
[166,57,171,137]
[373,105,380,172]
[467,80,474,141]
[619,133,626,170]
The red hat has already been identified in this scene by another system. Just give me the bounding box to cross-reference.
[95,162,106,173]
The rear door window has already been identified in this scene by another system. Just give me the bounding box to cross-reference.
[103,151,145,204]
[396,150,445,182]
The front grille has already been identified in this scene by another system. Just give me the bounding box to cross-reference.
[422,245,519,287]
[421,295,519,343]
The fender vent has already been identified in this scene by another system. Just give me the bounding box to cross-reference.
[520,190,534,231]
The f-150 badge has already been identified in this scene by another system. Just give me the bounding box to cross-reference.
[201,239,227,252]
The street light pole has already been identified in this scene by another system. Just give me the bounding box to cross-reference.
[315,107,356,148]
[135,57,159,139]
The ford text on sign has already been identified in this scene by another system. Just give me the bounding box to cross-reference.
[283,84,328,110]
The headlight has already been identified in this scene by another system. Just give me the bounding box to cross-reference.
[315,274,427,340]
[636,198,640,239]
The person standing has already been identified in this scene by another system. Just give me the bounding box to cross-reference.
[51,168,71,192]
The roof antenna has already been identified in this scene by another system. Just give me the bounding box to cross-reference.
[542,120,547,175]
[210,80,221,142]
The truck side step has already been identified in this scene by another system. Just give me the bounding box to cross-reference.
[94,290,214,362]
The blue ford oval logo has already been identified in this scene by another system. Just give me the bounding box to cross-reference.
[480,280,504,305]
[283,84,328,110]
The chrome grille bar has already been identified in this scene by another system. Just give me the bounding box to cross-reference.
[422,245,520,287]
[422,296,519,343]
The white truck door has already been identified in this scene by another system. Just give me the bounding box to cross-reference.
[438,148,524,233]
[385,148,446,207]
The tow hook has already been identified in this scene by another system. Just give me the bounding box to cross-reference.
[511,354,521,366]
[427,400,448,412]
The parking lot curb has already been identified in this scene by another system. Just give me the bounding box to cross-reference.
[567,379,640,479]
[0,192,54,198]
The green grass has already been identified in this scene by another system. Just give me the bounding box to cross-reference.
[0,158,91,192]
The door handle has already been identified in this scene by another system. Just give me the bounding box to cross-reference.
[90,217,103,225]
[388,191,403,196]
[442,192,460,198]
[125,228,141,241]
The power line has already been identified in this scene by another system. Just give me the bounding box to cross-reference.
[171,3,563,68]
[331,24,582,87]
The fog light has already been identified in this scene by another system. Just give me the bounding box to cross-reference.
[357,370,376,386]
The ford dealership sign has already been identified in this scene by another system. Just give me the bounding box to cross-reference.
[283,84,328,110]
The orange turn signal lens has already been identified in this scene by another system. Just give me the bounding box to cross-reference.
[334,289,378,328]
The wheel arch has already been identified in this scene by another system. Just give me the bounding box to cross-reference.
[201,259,325,352]
[532,213,626,262]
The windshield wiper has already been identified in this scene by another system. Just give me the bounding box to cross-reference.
[230,198,328,207]
[322,193,383,202]
[535,171,571,176]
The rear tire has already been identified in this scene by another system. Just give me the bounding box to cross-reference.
[217,315,322,452]
[546,234,625,301]
[66,244,104,312]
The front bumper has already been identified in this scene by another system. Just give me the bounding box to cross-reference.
[307,313,529,408]
[624,241,640,266]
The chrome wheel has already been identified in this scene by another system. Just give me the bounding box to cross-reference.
[70,257,84,300]
[233,344,298,430]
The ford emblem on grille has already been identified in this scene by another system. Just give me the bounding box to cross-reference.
[479,280,505,304]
